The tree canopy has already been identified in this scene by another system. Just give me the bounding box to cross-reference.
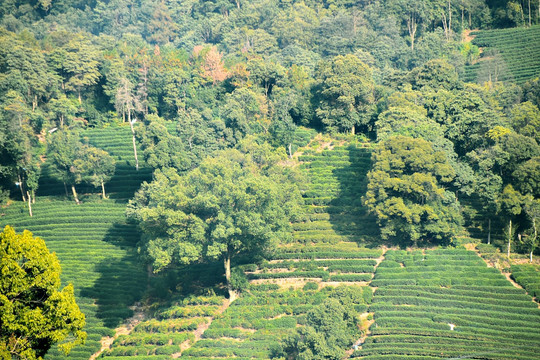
[0,225,86,360]
[364,136,462,246]
[127,144,301,299]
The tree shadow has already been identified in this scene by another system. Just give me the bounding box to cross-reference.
[81,220,228,328]
[146,261,227,303]
[99,164,153,202]
[80,253,147,328]
[327,144,384,248]
[79,220,146,328]
[36,162,153,202]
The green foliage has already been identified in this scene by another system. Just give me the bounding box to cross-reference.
[136,115,190,171]
[314,54,375,133]
[127,145,301,297]
[303,282,319,291]
[0,226,86,359]
[284,286,365,360]
[364,136,463,245]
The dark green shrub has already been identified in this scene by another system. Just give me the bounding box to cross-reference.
[303,282,319,291]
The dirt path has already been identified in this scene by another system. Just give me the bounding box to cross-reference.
[343,247,388,358]
[462,29,478,43]
[343,313,375,358]
[470,246,539,307]
[89,305,146,360]
[172,298,232,358]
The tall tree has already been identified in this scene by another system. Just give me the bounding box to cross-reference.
[364,136,462,246]
[47,130,84,204]
[498,184,527,258]
[127,147,301,300]
[521,199,540,262]
[115,77,141,170]
[0,226,86,360]
[62,34,101,104]
[74,146,116,199]
[314,54,375,134]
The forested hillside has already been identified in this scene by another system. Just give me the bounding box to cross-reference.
[1,0,540,359]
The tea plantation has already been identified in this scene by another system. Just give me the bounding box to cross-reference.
[463,25,540,84]
[0,199,147,359]
[356,249,540,359]
[0,125,154,359]
[2,132,540,360]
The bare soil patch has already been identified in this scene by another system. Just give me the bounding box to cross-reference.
[89,304,146,360]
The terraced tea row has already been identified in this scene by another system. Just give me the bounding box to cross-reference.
[181,284,372,359]
[294,141,378,245]
[0,199,146,360]
[246,243,382,286]
[511,264,540,300]
[99,295,227,360]
[355,248,540,359]
[464,25,540,84]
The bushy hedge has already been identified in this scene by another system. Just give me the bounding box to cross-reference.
[330,274,372,282]
[273,251,382,260]
[364,249,540,358]
[248,270,330,281]
[133,318,207,333]
[511,264,540,299]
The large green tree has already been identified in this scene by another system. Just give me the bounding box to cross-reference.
[0,226,86,360]
[283,286,367,360]
[314,54,375,134]
[127,146,301,300]
[47,130,84,204]
[73,146,116,199]
[364,136,462,246]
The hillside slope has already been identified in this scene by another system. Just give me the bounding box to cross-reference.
[463,25,540,84]
[0,126,154,360]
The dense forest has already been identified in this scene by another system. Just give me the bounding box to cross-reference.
[1,0,540,359]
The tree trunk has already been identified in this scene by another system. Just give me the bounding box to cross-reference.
[18,174,26,202]
[461,6,464,30]
[487,218,491,245]
[531,217,537,263]
[32,190,35,204]
[224,252,236,302]
[101,181,106,199]
[448,0,452,39]
[351,125,355,135]
[442,12,450,41]
[60,114,64,128]
[78,90,82,104]
[528,0,532,26]
[288,143,293,159]
[71,185,80,205]
[26,191,33,217]
[507,219,512,258]
[63,182,69,197]
[128,110,139,171]
[407,13,417,50]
